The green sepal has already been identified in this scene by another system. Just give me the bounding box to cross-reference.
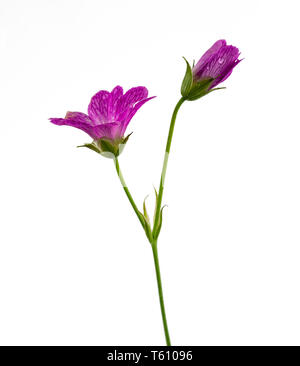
[77,143,101,154]
[122,132,133,144]
[118,133,133,156]
[181,57,193,97]
[208,87,226,94]
[98,138,119,157]
[97,133,133,159]
[77,133,132,158]
[186,78,214,101]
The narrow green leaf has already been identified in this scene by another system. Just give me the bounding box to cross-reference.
[140,196,152,242]
[153,186,158,223]
[143,195,150,224]
[153,205,167,240]
[137,211,147,229]
[144,222,153,242]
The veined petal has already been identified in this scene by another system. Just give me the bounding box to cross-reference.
[49,112,99,139]
[193,39,226,76]
[116,86,148,117]
[107,85,123,121]
[119,96,156,135]
[65,111,94,126]
[209,58,241,89]
[88,90,110,124]
[200,45,240,83]
[91,122,122,140]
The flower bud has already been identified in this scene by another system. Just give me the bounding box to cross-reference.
[181,40,241,101]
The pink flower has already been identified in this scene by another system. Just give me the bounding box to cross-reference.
[193,39,241,89]
[50,86,155,156]
[181,40,242,100]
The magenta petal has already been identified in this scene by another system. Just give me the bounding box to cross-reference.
[50,111,93,126]
[65,111,94,126]
[199,45,240,85]
[120,96,156,135]
[50,118,68,126]
[88,90,110,124]
[117,86,148,115]
[107,86,123,121]
[49,116,98,139]
[110,85,123,102]
[193,40,226,75]
[91,122,122,140]
[209,58,241,89]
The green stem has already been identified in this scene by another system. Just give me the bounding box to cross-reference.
[150,97,185,346]
[153,97,185,233]
[114,95,185,346]
[151,240,171,346]
[114,157,144,228]
[114,157,171,345]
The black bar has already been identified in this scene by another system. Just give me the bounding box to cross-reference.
[0,346,298,364]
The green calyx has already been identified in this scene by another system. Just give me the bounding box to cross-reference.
[180,58,225,101]
[77,133,132,159]
[186,78,214,100]
[181,57,193,97]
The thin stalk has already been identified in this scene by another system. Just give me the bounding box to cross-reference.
[150,97,185,346]
[114,157,144,228]
[151,240,171,346]
[153,97,185,233]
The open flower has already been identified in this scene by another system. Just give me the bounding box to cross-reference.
[181,40,241,100]
[50,86,155,157]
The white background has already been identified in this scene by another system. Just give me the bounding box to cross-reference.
[0,0,299,346]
